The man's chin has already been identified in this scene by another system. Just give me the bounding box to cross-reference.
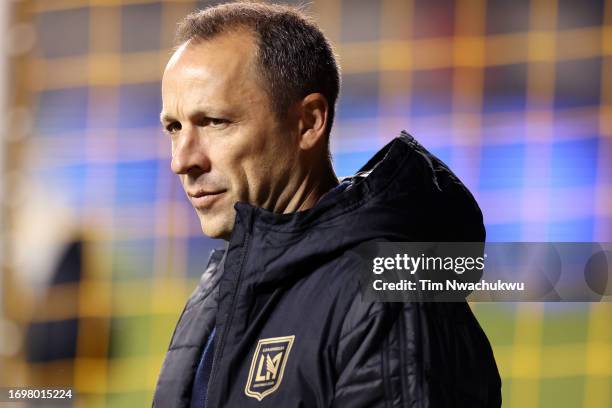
[198,217,233,241]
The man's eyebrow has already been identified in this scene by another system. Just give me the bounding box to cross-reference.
[160,109,233,126]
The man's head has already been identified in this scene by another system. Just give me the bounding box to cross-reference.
[161,2,340,240]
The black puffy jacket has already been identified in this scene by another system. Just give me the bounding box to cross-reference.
[153,132,502,407]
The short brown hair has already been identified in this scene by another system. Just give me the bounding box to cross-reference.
[176,1,341,138]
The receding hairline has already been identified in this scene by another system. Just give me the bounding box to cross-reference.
[168,27,274,102]
[170,26,260,70]
[173,23,258,52]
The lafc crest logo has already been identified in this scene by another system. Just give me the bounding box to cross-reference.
[245,335,295,401]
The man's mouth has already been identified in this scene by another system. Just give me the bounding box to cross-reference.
[188,190,227,209]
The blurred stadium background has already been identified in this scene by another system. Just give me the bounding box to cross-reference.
[0,0,610,406]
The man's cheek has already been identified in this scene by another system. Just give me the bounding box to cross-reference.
[180,176,190,194]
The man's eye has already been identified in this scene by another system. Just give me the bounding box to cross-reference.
[209,118,229,128]
[165,122,181,134]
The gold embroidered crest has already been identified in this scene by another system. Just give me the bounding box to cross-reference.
[244,335,295,401]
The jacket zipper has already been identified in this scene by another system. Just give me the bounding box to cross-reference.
[204,230,251,407]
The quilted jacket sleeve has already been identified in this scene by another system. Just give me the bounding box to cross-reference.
[332,297,502,408]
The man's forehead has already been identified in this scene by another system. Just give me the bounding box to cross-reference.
[160,29,271,121]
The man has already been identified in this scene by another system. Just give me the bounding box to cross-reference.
[155,2,501,407]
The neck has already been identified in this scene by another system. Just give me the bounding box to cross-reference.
[280,160,339,214]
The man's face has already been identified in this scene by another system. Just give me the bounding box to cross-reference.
[161,31,299,240]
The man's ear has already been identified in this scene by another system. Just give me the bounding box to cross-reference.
[297,93,329,150]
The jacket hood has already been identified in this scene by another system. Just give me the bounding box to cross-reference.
[227,131,485,287]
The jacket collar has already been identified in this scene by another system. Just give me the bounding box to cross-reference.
[222,131,484,287]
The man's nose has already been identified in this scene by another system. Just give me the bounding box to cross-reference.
[170,126,211,175]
